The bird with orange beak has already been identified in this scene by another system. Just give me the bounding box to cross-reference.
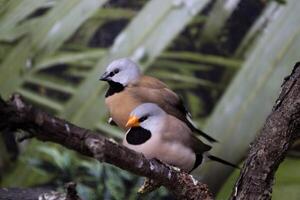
[123,103,237,172]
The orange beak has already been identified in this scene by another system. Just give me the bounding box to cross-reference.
[125,115,140,128]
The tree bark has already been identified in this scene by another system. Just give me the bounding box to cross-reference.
[231,62,300,199]
[0,94,212,200]
[0,182,81,200]
[0,188,53,200]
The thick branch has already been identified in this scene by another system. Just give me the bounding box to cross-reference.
[0,182,81,200]
[0,94,212,200]
[231,63,300,199]
[0,188,54,200]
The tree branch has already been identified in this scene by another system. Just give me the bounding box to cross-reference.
[0,187,55,200]
[0,182,81,200]
[231,62,300,199]
[0,94,212,200]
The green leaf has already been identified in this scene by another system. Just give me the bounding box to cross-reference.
[16,88,64,112]
[161,51,242,69]
[95,122,123,139]
[25,75,76,94]
[37,146,70,170]
[105,167,125,200]
[34,49,106,71]
[149,70,220,89]
[0,0,48,36]
[77,183,97,200]
[198,0,241,46]
[78,160,103,179]
[0,0,107,98]
[196,0,300,193]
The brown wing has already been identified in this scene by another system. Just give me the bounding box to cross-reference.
[161,115,211,154]
[130,76,188,121]
[135,76,168,89]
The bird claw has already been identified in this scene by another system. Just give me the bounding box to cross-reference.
[107,117,117,126]
[137,178,161,195]
[170,165,181,172]
[16,131,34,142]
[137,159,182,194]
[108,138,118,144]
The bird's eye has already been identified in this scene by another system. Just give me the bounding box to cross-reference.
[139,116,148,122]
[109,69,120,77]
[113,69,120,74]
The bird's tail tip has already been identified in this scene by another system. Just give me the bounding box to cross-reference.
[194,128,218,143]
[0,96,7,109]
[207,154,240,169]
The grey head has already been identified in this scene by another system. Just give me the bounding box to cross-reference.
[99,58,141,86]
[126,103,167,133]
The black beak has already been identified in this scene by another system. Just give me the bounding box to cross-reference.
[99,72,109,81]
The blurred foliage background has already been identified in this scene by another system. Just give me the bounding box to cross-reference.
[0,0,299,199]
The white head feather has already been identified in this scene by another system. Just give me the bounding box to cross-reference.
[102,58,142,86]
[130,103,167,134]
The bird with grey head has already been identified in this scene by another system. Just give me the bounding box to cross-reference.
[99,58,217,143]
[124,103,238,172]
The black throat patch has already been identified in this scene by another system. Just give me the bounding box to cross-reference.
[105,81,125,97]
[126,127,152,145]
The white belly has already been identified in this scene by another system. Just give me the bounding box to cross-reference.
[123,134,195,172]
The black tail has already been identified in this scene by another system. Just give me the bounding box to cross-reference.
[0,95,6,107]
[207,155,240,169]
[193,128,218,143]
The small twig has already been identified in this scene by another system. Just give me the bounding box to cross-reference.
[0,94,212,200]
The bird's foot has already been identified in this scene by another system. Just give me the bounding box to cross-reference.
[16,130,35,142]
[107,117,117,126]
[169,165,181,172]
[138,178,161,195]
[108,138,118,144]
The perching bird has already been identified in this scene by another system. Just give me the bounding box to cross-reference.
[100,58,217,143]
[123,103,237,172]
